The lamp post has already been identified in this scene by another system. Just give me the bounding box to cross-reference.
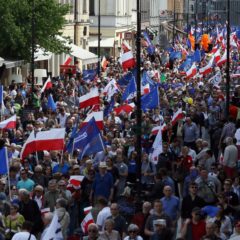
[226,0,230,118]
[172,0,176,45]
[98,0,101,76]
[31,0,35,106]
[136,0,142,191]
[195,0,197,42]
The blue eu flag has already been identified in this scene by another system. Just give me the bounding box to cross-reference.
[141,87,159,112]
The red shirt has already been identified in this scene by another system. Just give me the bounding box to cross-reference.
[182,155,193,171]
[192,220,206,240]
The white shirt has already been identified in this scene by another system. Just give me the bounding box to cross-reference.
[12,232,37,240]
[34,195,43,209]
[96,206,111,230]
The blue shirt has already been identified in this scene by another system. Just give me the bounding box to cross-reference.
[160,196,180,220]
[52,163,69,175]
[92,172,113,199]
[17,178,35,192]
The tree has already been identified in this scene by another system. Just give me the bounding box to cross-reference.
[0,0,70,61]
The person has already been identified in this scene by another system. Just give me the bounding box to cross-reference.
[96,197,111,231]
[222,178,239,207]
[181,181,205,220]
[17,169,35,192]
[223,137,238,178]
[55,198,70,239]
[229,221,240,239]
[181,207,206,240]
[123,224,143,240]
[150,219,173,240]
[12,221,37,240]
[18,189,43,235]
[144,199,172,238]
[32,185,44,210]
[98,218,121,240]
[201,221,221,240]
[83,223,100,240]
[160,185,180,225]
[3,203,25,240]
[183,117,199,150]
[40,212,54,240]
[90,162,114,202]
[145,173,164,200]
[107,203,127,238]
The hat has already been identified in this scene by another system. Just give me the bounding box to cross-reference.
[154,219,166,226]
[99,161,107,168]
[73,165,80,170]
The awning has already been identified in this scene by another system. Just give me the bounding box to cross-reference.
[2,60,24,69]
[57,36,98,65]
[89,38,115,48]
[0,57,4,67]
[34,48,52,62]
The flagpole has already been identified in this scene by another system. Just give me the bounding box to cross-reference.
[6,147,12,201]
[136,0,142,195]
[35,152,39,165]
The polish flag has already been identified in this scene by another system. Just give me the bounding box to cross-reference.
[171,108,184,126]
[210,45,218,54]
[121,51,136,71]
[79,89,100,109]
[81,212,94,234]
[82,111,103,130]
[151,123,167,135]
[0,115,16,129]
[84,206,93,215]
[199,56,214,75]
[40,77,52,93]
[214,49,221,63]
[69,175,84,188]
[20,128,65,160]
[114,103,135,115]
[231,74,240,78]
[186,63,197,79]
[141,83,150,95]
[122,40,132,52]
[101,56,108,71]
[216,28,223,43]
[217,49,227,67]
[103,79,119,97]
[63,56,72,66]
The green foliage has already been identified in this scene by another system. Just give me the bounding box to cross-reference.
[0,0,70,61]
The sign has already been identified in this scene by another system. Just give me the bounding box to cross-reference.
[124,32,132,40]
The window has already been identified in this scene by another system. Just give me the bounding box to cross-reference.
[83,0,87,13]
[89,0,95,16]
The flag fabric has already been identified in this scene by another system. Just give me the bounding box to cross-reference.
[141,83,150,95]
[121,51,136,70]
[193,49,201,63]
[213,49,221,63]
[84,206,93,215]
[142,71,156,87]
[0,115,16,129]
[69,175,84,188]
[63,56,72,66]
[150,126,163,164]
[42,212,63,239]
[47,94,56,112]
[118,70,135,86]
[143,31,155,55]
[186,63,197,79]
[151,126,161,135]
[114,103,135,115]
[82,69,97,82]
[0,85,3,104]
[103,79,119,101]
[82,111,104,130]
[81,212,94,234]
[202,206,220,218]
[141,87,159,112]
[199,56,214,75]
[217,49,227,67]
[179,58,193,72]
[101,56,108,71]
[79,89,100,109]
[122,75,136,101]
[40,77,52,93]
[210,45,218,54]
[208,71,222,86]
[122,40,131,52]
[170,51,182,61]
[104,97,115,117]
[72,117,105,160]
[171,108,184,126]
[20,128,65,160]
[0,147,8,174]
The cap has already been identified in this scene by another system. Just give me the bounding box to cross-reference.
[99,161,107,168]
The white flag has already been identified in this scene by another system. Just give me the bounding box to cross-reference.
[43,213,63,240]
[150,126,163,164]
[81,212,94,234]
[208,71,222,86]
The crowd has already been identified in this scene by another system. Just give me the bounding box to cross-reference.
[0,26,240,240]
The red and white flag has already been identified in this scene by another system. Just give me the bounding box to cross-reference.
[101,56,108,71]
[63,56,72,66]
[69,175,84,188]
[141,83,150,95]
[151,123,167,135]
[81,212,94,234]
[40,77,52,93]
[114,103,135,115]
[199,56,214,75]
[214,49,221,63]
[121,51,136,71]
[0,115,16,129]
[82,111,103,130]
[103,79,119,99]
[20,128,65,160]
[217,49,227,67]
[171,108,184,126]
[122,40,131,52]
[150,126,163,164]
[186,63,197,79]
[79,89,100,109]
[84,206,93,215]
[210,45,218,54]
